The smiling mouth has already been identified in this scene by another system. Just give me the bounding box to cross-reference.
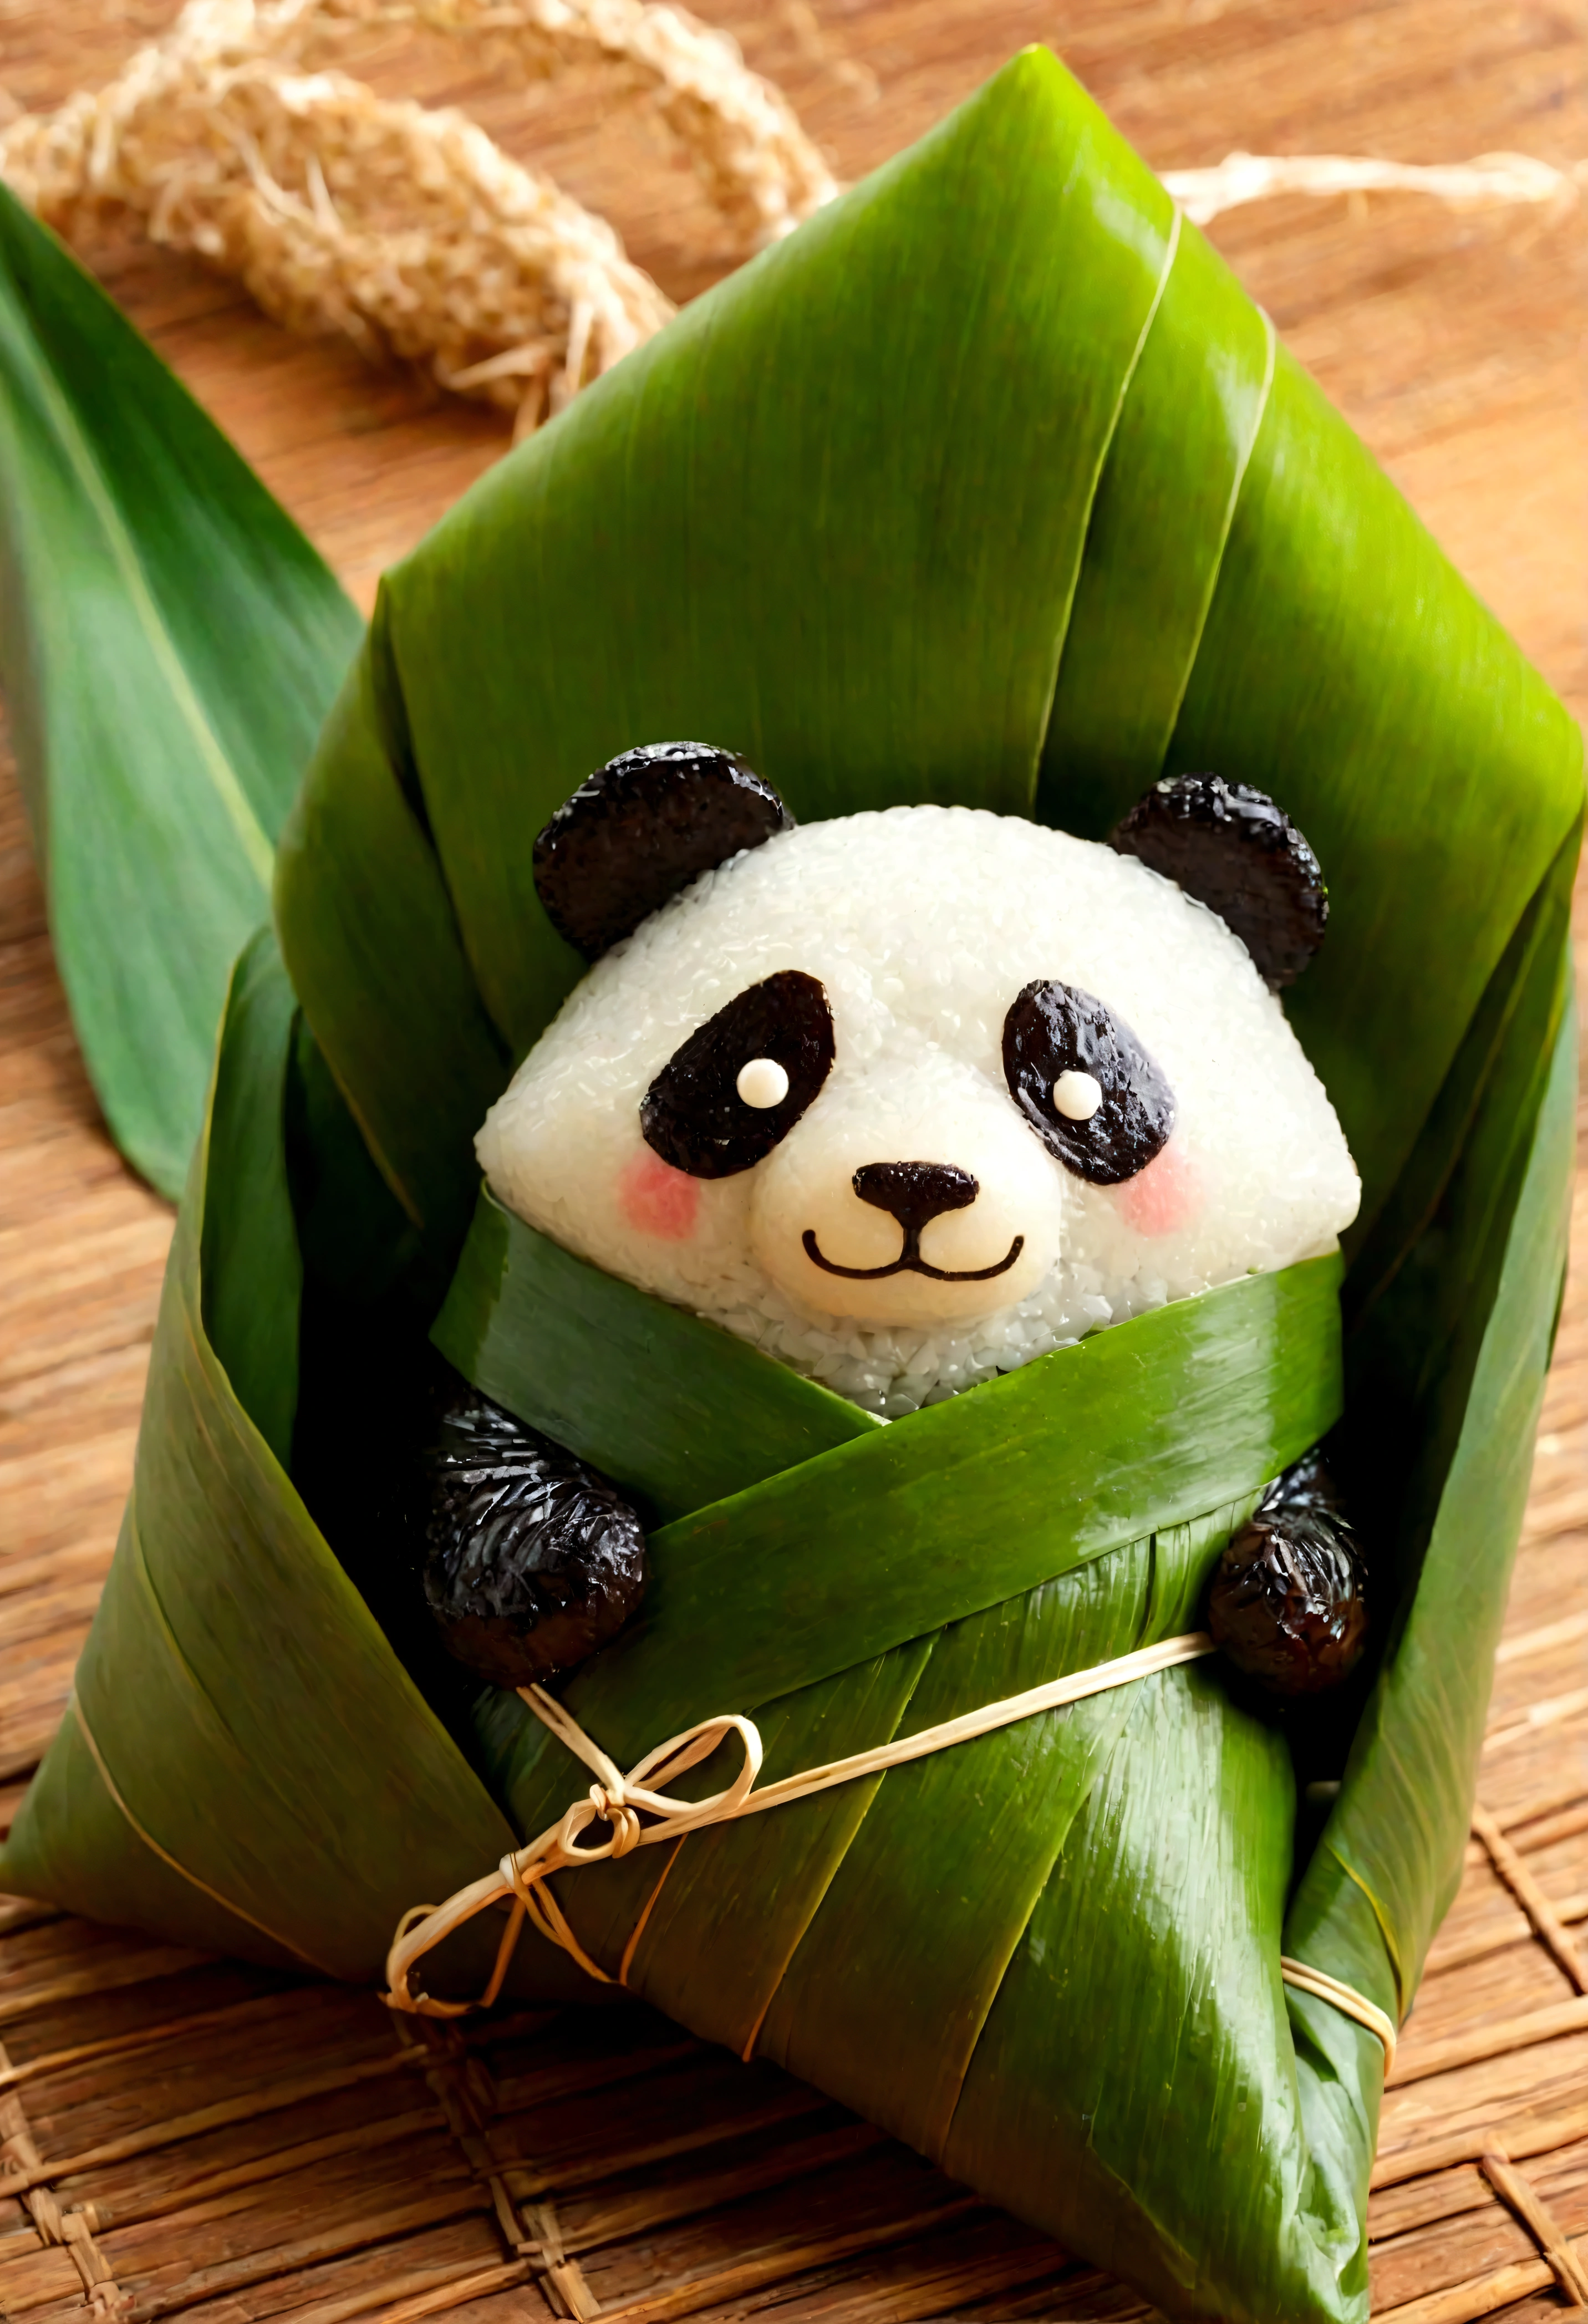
[801,1227,1026,1283]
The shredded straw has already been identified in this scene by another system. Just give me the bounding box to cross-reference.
[0,0,837,431]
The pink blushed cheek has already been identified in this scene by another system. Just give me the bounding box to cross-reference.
[1116,1140,1203,1238]
[618,1149,701,1241]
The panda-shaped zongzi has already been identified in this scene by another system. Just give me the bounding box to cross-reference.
[420,746,1366,1698]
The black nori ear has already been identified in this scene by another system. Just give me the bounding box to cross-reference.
[1107,773,1327,988]
[533,742,795,961]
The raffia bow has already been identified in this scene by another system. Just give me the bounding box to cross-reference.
[383,1635,1399,2072]
[387,1686,768,2013]
[384,1637,1221,2016]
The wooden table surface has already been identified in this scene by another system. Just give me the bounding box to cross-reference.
[1,4,1586,2320]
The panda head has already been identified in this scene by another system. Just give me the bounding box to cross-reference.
[478,746,1361,1417]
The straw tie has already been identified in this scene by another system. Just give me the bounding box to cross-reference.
[384,1634,1398,2072]
[1278,1954,1399,2074]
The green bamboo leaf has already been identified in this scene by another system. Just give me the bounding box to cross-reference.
[1037,210,1273,819]
[1271,944,1579,2313]
[275,612,507,1243]
[562,1635,939,2031]
[0,931,542,1990]
[0,186,362,1195]
[748,1522,1207,2151]
[277,47,1580,1250]
[1289,911,1578,2004]
[945,1665,1314,2321]
[201,929,302,1469]
[277,49,1179,1217]
[469,1250,1341,1796]
[1163,351,1580,1234]
[433,1192,880,1522]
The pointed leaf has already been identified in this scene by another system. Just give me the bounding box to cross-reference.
[0,932,531,1989]
[0,187,362,1194]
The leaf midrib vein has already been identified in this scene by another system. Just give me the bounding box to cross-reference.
[22,306,276,887]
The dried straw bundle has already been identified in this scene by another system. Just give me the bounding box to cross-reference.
[0,0,837,426]
[375,0,843,247]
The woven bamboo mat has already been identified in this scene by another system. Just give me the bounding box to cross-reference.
[3,1,1587,2318]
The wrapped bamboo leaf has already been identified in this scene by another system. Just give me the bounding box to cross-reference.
[4,42,1582,2324]
[6,930,511,1976]
[273,53,1577,1242]
[0,188,360,1196]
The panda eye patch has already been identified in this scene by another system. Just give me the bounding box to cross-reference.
[1002,981,1174,1185]
[642,971,834,1179]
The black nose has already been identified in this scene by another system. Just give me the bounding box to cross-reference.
[853,1161,979,1236]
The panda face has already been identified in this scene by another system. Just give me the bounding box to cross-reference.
[478,804,1360,1416]
[742,1012,1066,1327]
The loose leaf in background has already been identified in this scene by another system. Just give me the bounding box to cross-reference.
[0,186,362,1196]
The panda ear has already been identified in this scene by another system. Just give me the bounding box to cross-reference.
[1107,773,1327,989]
[533,743,795,961]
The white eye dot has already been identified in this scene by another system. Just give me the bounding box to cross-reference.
[736,1056,790,1109]
[1052,1069,1103,1122]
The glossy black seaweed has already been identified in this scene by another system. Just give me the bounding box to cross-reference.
[1001,979,1174,1185]
[1108,773,1327,988]
[533,742,793,961]
[642,969,836,1179]
[1207,1457,1367,1698]
[421,1385,647,1687]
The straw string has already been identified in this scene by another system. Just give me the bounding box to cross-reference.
[384,1634,1397,2071]
[4,4,1577,437]
[1279,1953,1398,2072]
[1161,149,1587,228]
[384,1637,1217,2012]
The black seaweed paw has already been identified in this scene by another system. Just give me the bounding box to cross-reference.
[1207,1455,1367,1698]
[420,1387,647,1688]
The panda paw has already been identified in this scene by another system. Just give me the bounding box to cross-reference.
[420,1385,647,1689]
[1206,1450,1367,1699]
